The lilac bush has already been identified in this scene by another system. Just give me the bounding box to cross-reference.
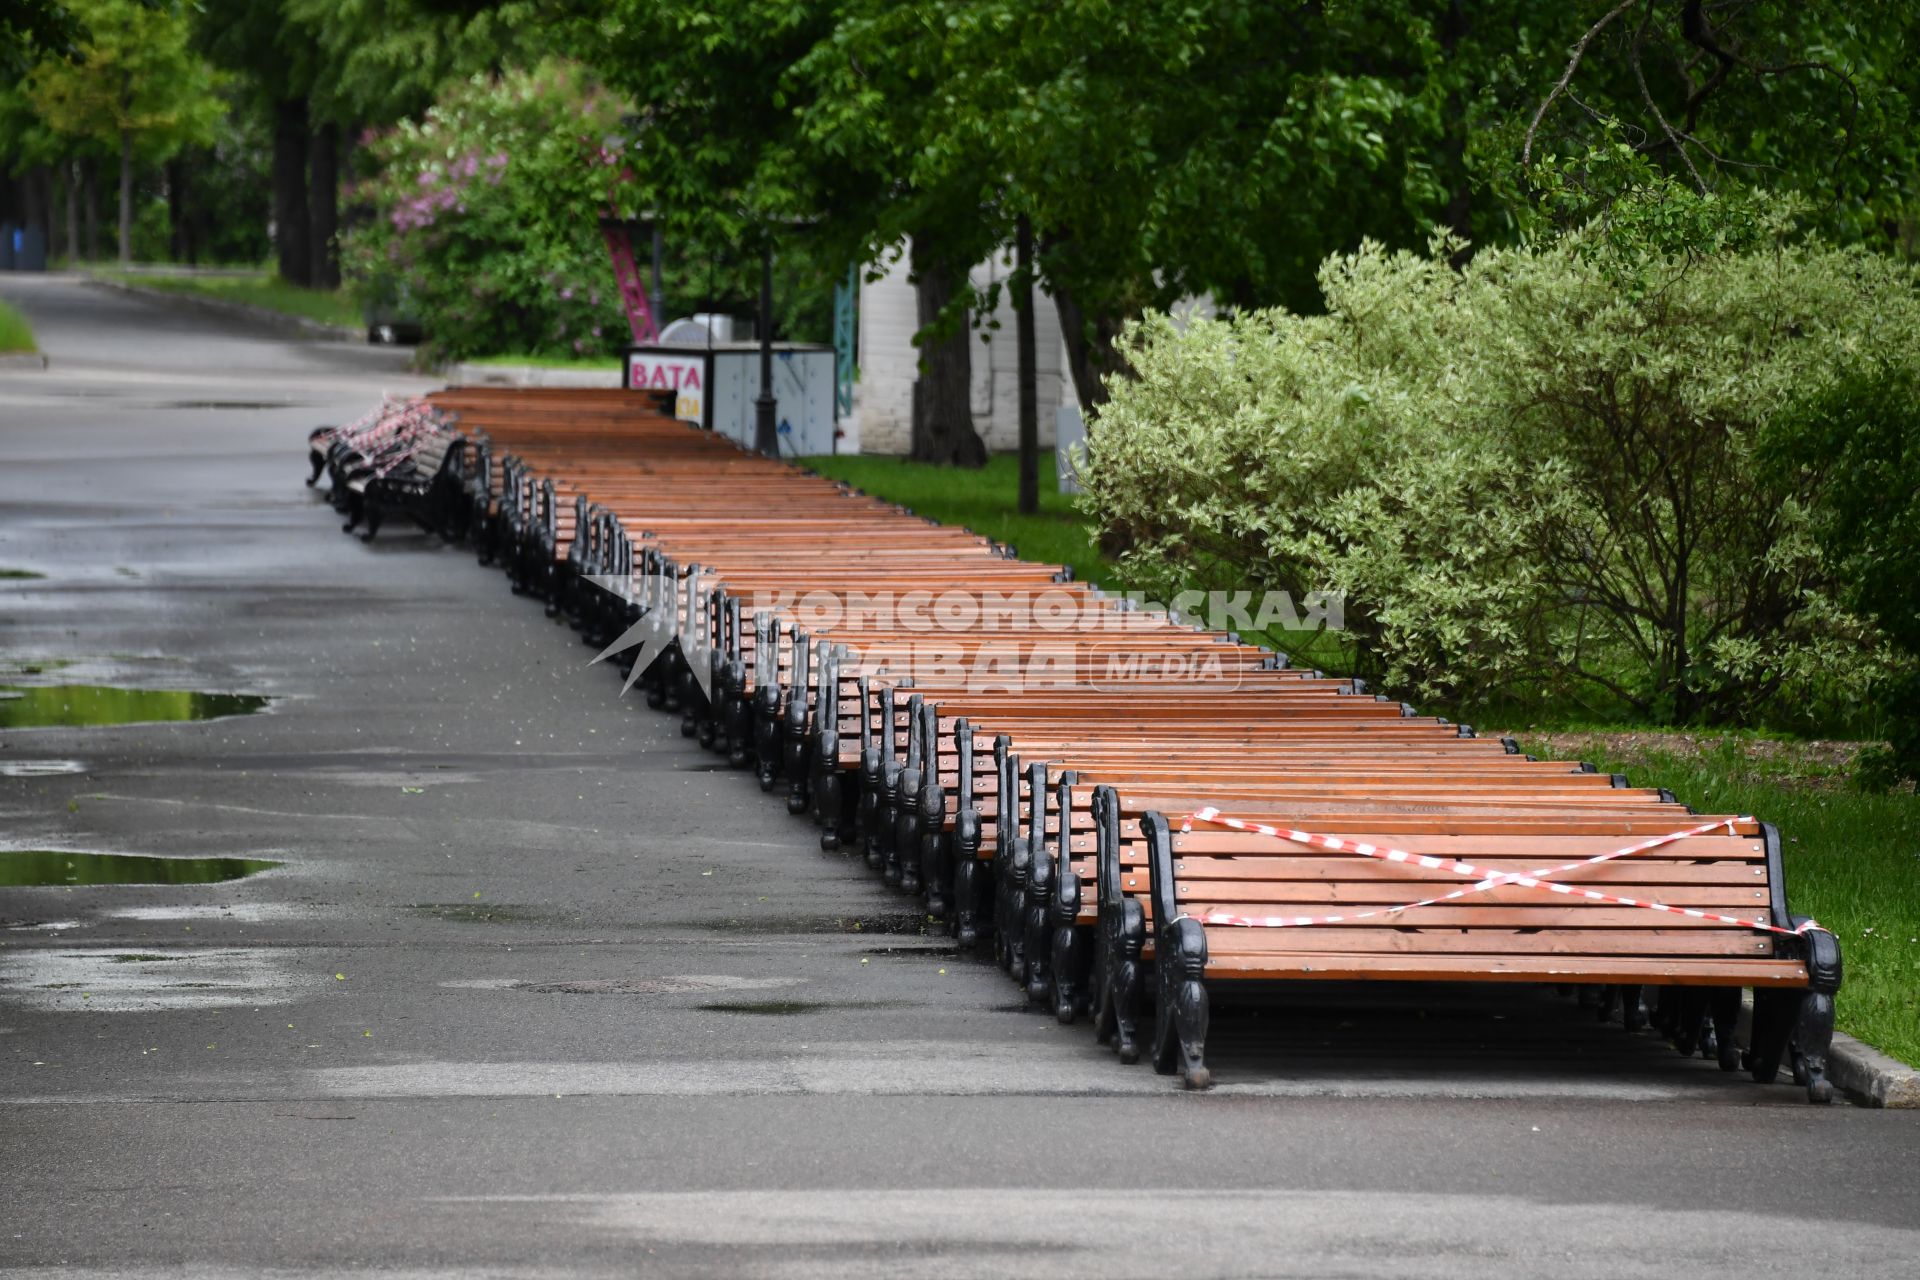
[343,60,639,363]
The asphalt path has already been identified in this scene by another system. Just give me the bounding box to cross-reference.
[1,274,1914,1278]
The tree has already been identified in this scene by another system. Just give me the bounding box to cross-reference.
[192,1,325,283]
[1766,366,1920,781]
[894,1,1454,417]
[603,0,999,465]
[1014,214,1039,514]
[1,1,81,81]
[1516,3,1910,211]
[28,0,222,264]
[285,0,599,287]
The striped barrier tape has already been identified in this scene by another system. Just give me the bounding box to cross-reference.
[1179,807,1827,938]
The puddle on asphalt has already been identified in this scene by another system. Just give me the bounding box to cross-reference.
[109,903,313,923]
[695,1000,900,1016]
[0,850,280,887]
[0,759,86,777]
[443,975,806,995]
[0,947,316,1011]
[680,911,936,936]
[0,659,73,677]
[0,569,45,580]
[161,400,317,411]
[406,903,555,925]
[861,943,964,959]
[306,768,481,789]
[0,685,269,729]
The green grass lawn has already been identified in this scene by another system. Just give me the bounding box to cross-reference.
[94,270,362,330]
[467,353,623,371]
[799,453,1113,586]
[799,450,1917,1065]
[0,299,34,353]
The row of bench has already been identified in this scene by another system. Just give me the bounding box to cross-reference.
[307,397,469,542]
[307,385,1844,1101]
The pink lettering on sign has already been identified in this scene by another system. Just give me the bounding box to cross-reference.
[629,357,705,423]
[633,361,703,391]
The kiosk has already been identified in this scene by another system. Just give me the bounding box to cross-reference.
[624,342,836,457]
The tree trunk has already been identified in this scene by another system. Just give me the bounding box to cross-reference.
[272,97,312,286]
[1439,0,1473,261]
[64,160,80,261]
[309,120,339,288]
[908,234,989,468]
[167,157,191,265]
[338,123,360,231]
[28,165,53,240]
[117,130,133,266]
[83,160,100,261]
[1014,215,1039,515]
[1052,280,1126,421]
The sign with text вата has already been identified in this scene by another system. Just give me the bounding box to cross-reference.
[626,350,706,425]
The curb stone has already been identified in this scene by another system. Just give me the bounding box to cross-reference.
[0,351,48,370]
[444,360,623,389]
[87,277,361,342]
[1832,1032,1920,1108]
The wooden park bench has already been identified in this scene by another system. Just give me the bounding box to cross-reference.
[302,385,1846,1103]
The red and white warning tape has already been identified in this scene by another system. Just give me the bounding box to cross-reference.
[1178,807,1826,938]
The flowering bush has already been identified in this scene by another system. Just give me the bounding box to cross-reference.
[1082,207,1920,727]
[342,60,636,363]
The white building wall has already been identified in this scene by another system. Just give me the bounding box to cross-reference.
[853,238,1073,456]
[853,247,919,455]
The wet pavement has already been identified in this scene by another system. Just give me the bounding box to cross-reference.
[1,274,1916,1278]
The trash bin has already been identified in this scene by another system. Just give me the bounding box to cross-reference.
[9,224,47,272]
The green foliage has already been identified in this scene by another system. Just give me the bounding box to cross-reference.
[0,300,36,354]
[1765,366,1920,781]
[340,61,637,363]
[602,2,1919,422]
[129,194,171,262]
[464,353,619,371]
[602,0,1456,402]
[174,93,274,265]
[26,0,223,161]
[1083,211,1920,726]
[918,1,1441,313]
[342,57,835,364]
[1507,1,1920,254]
[286,0,598,125]
[192,0,322,108]
[1527,134,1781,276]
[1,0,82,80]
[600,1,836,251]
